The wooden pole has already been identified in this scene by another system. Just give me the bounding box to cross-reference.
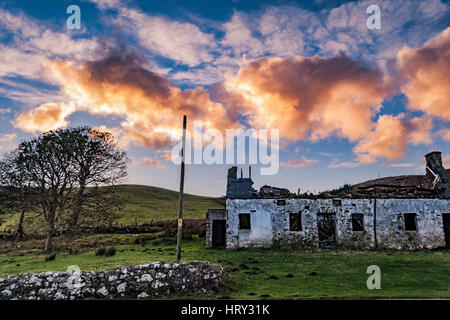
[176,115,187,262]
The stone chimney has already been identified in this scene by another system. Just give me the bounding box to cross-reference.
[425,151,443,178]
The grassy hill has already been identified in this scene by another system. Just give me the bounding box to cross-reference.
[0,184,224,235]
[115,184,224,225]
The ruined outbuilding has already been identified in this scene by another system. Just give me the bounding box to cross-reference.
[206,152,450,250]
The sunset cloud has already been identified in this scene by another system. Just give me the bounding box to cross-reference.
[14,102,76,133]
[281,157,319,169]
[14,47,237,150]
[142,157,167,170]
[353,115,433,164]
[437,129,450,141]
[12,44,441,166]
[395,27,450,120]
[222,54,387,144]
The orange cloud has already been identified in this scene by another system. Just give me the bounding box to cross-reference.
[437,129,450,141]
[222,53,386,143]
[14,102,75,133]
[353,115,433,164]
[280,157,319,169]
[396,27,450,120]
[142,157,167,169]
[221,53,432,163]
[13,45,441,166]
[15,48,238,149]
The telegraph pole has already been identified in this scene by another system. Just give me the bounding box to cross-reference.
[176,115,187,262]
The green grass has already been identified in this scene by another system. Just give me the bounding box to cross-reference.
[1,185,448,299]
[0,184,224,234]
[1,235,448,299]
[114,185,223,225]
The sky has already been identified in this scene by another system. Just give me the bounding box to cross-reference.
[0,0,449,196]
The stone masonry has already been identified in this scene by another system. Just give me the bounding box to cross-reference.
[206,198,449,250]
[0,261,223,300]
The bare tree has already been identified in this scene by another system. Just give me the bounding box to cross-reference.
[15,131,78,250]
[61,127,128,233]
[1,127,128,250]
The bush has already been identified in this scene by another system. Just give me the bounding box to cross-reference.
[45,253,56,261]
[163,228,176,238]
[182,230,192,240]
[104,246,116,257]
[95,247,106,256]
[198,229,206,238]
[69,247,79,255]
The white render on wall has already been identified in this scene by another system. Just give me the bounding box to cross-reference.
[220,198,450,250]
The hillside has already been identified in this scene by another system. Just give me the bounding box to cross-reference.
[115,185,224,225]
[0,185,225,235]
[354,169,450,188]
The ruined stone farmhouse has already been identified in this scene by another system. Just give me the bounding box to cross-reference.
[206,151,450,250]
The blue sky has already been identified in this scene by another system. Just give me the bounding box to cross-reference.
[0,0,449,196]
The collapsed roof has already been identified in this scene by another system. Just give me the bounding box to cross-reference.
[226,151,450,199]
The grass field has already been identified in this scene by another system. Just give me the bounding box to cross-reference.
[1,234,448,299]
[0,184,224,234]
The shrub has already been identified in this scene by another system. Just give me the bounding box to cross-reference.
[104,246,116,257]
[182,230,192,240]
[69,247,79,255]
[198,229,206,238]
[45,253,56,261]
[95,247,106,256]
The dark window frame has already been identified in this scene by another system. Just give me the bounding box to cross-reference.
[404,213,417,231]
[289,212,302,231]
[239,213,251,230]
[351,213,364,232]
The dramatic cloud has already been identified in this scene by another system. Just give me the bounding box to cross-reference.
[14,47,237,150]
[395,27,450,120]
[223,53,386,143]
[353,115,433,164]
[220,53,436,164]
[5,1,449,169]
[14,102,76,133]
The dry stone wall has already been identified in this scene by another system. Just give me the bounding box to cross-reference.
[0,261,223,300]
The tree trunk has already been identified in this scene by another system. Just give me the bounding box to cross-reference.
[14,210,25,242]
[70,184,86,234]
[45,230,53,251]
[45,210,55,251]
